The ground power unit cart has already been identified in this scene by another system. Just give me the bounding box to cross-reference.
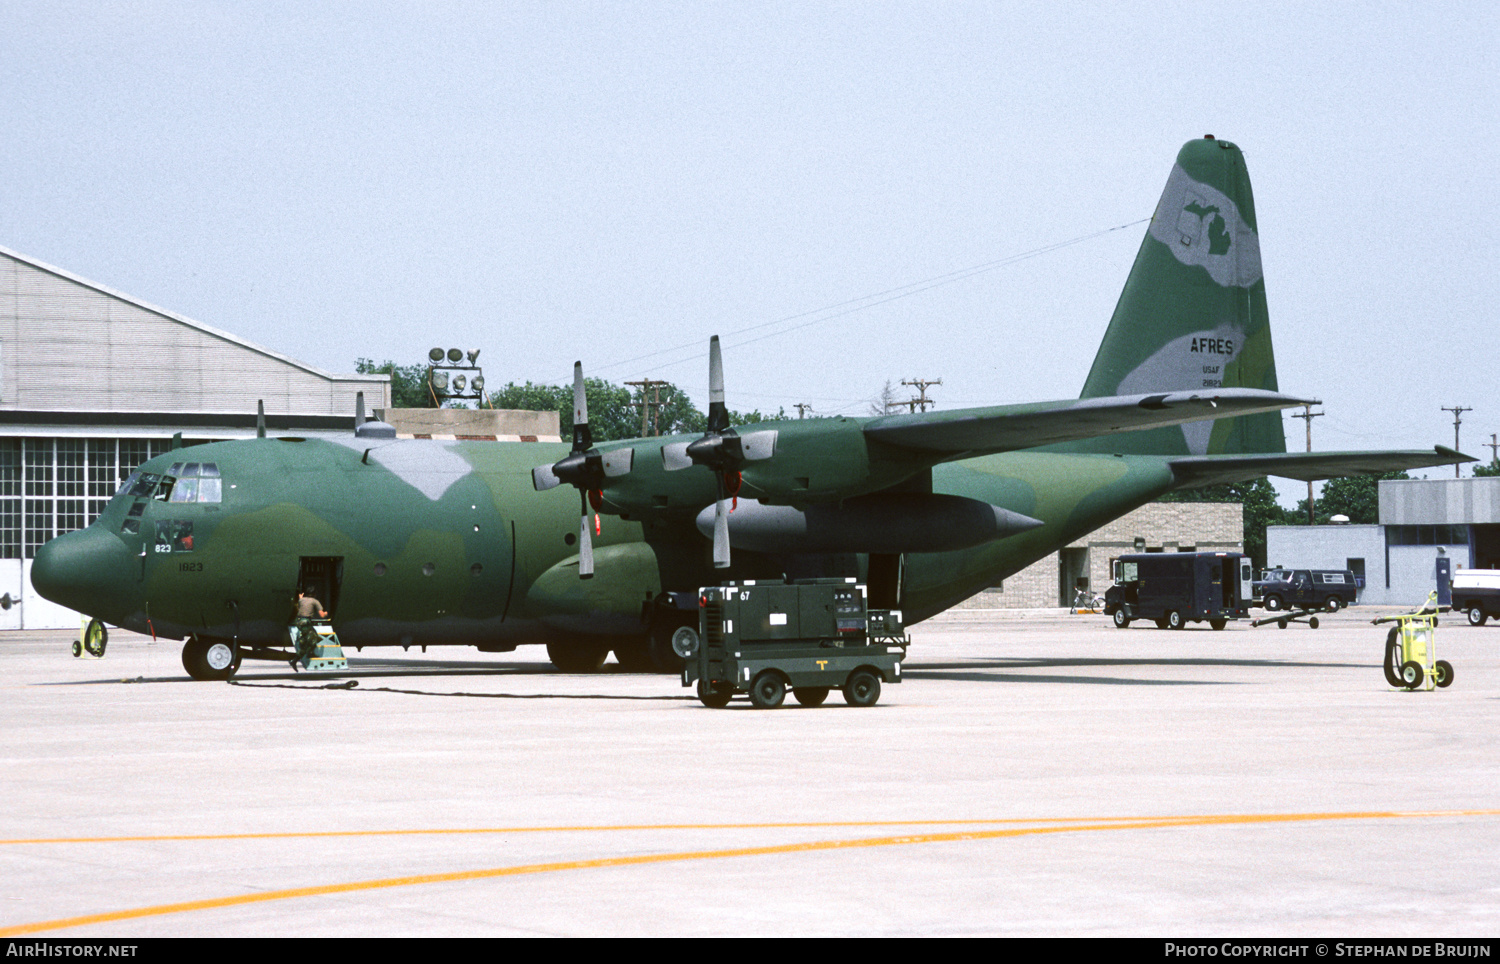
[679,578,908,708]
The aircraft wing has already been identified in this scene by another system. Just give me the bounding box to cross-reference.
[1167,447,1474,489]
[863,388,1314,456]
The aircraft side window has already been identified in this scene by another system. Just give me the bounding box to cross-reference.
[154,520,172,550]
[117,471,141,497]
[154,476,176,502]
[121,519,139,535]
[198,478,222,503]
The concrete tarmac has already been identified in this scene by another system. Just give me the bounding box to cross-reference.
[2,607,1498,937]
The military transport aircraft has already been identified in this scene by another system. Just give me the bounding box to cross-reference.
[31,136,1469,679]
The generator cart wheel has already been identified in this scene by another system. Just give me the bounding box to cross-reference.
[1166,610,1184,631]
[71,640,81,658]
[1467,606,1487,627]
[1277,619,1288,629]
[1264,595,1284,612]
[1325,597,1342,613]
[83,618,108,658]
[1400,660,1424,690]
[1309,616,1320,630]
[1434,660,1454,688]
[749,671,786,709]
[843,670,882,707]
[696,679,733,708]
[793,686,830,707]
[1383,628,1403,688]
[1209,619,1227,631]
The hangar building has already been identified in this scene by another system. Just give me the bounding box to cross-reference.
[0,245,390,628]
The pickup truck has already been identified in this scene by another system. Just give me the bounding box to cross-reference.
[1450,569,1500,626]
[1253,568,1358,612]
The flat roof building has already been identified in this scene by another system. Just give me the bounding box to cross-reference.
[1267,477,1500,606]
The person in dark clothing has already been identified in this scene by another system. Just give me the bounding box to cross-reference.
[293,589,328,665]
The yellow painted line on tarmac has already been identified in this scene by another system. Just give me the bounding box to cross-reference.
[3,809,1497,936]
[0,816,1176,847]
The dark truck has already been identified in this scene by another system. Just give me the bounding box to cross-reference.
[1104,551,1253,630]
[681,578,907,708]
[1253,568,1358,613]
[1450,569,1500,626]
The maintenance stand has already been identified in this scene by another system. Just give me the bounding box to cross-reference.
[679,578,908,709]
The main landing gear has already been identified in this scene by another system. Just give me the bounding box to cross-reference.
[182,636,240,681]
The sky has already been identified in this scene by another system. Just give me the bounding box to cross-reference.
[2,2,1497,503]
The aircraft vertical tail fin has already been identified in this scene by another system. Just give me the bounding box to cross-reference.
[1065,136,1285,457]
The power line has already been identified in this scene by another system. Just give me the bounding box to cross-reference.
[1442,405,1472,478]
[591,217,1152,380]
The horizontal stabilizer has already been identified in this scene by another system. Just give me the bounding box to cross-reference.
[864,388,1313,457]
[1168,446,1474,489]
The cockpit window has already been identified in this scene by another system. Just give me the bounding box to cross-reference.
[169,478,199,503]
[117,471,141,497]
[158,463,222,504]
[128,473,161,498]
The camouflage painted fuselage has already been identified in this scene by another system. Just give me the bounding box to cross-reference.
[33,430,1175,648]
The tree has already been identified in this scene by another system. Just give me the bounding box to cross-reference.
[1289,471,1410,525]
[869,381,901,416]
[355,358,433,408]
[1473,461,1500,477]
[487,377,773,442]
[1160,477,1291,570]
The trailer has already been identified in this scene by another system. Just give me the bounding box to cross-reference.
[680,578,907,708]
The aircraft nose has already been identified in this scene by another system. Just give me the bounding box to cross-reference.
[31,526,136,616]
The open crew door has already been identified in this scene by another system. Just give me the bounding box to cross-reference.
[298,557,344,617]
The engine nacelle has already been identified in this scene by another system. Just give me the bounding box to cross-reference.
[695,493,1043,554]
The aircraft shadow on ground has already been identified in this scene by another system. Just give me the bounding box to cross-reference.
[902,656,1369,686]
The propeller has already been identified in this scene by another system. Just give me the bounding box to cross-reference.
[531,362,633,578]
[661,336,777,568]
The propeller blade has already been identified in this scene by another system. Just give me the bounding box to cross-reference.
[706,335,728,434]
[256,400,266,439]
[709,336,724,406]
[661,441,693,471]
[532,464,562,491]
[713,496,731,569]
[573,362,587,425]
[355,391,366,427]
[571,361,592,450]
[578,493,594,579]
[601,447,634,477]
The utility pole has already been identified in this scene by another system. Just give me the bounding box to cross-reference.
[1291,405,1323,524]
[1488,433,1499,468]
[1442,405,1472,477]
[902,378,942,413]
[625,379,670,437]
[793,403,814,420]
